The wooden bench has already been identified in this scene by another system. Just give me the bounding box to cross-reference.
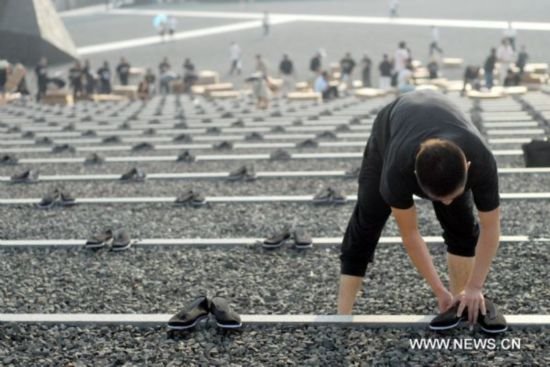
[287,92,322,103]
[524,63,548,74]
[466,90,504,99]
[294,82,311,92]
[43,90,74,106]
[91,94,128,102]
[442,58,464,68]
[195,70,219,86]
[209,90,249,100]
[112,85,138,100]
[355,88,387,99]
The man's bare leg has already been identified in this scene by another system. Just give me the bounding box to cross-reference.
[447,253,475,295]
[337,275,363,314]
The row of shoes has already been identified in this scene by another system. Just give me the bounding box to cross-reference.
[37,188,75,209]
[85,228,133,252]
[429,299,507,334]
[168,296,241,330]
[263,228,313,249]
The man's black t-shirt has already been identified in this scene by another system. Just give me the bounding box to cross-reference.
[373,91,500,212]
[280,60,293,75]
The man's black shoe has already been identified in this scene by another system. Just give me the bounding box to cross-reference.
[132,142,154,151]
[103,135,121,144]
[210,297,242,329]
[296,139,318,149]
[175,190,206,207]
[270,149,291,161]
[227,165,256,181]
[292,118,303,126]
[36,189,60,209]
[84,153,104,165]
[313,187,346,205]
[173,134,193,143]
[177,150,196,163]
[59,191,76,207]
[336,124,351,132]
[293,229,313,249]
[81,130,97,137]
[429,303,467,331]
[10,170,39,184]
[52,144,76,154]
[330,188,347,204]
[231,119,245,127]
[206,127,222,135]
[221,112,234,119]
[270,111,283,117]
[0,154,18,165]
[263,228,291,249]
[167,296,211,330]
[316,131,337,140]
[85,229,113,249]
[35,137,53,145]
[271,126,285,133]
[174,122,188,129]
[22,131,35,138]
[244,132,264,141]
[144,128,156,136]
[213,141,233,150]
[111,229,132,251]
[120,168,146,182]
[478,299,507,334]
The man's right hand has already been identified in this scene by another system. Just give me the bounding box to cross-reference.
[436,288,454,313]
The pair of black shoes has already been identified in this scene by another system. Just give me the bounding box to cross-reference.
[85,229,132,251]
[37,188,75,209]
[168,296,242,330]
[263,228,313,249]
[429,298,507,334]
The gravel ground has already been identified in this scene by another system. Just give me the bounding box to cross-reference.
[0,324,547,367]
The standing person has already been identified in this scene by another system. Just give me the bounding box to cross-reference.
[0,61,8,97]
[310,51,322,80]
[247,73,270,109]
[262,11,270,36]
[462,65,481,95]
[168,16,177,39]
[34,57,49,102]
[484,48,497,90]
[503,22,517,51]
[338,90,507,335]
[158,57,172,95]
[82,60,96,97]
[144,68,156,95]
[183,59,198,93]
[68,61,83,101]
[497,39,514,86]
[340,52,356,87]
[360,54,372,87]
[393,41,410,86]
[427,57,439,79]
[255,54,268,76]
[515,45,529,80]
[229,42,242,76]
[378,54,392,90]
[97,61,112,94]
[429,26,444,56]
[116,57,131,86]
[389,0,399,17]
[279,54,295,96]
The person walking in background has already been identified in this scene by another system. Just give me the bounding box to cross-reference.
[484,48,497,90]
[168,16,177,39]
[97,61,112,94]
[497,39,514,86]
[427,57,439,79]
[68,61,83,100]
[389,0,399,17]
[516,45,529,80]
[82,60,96,97]
[183,59,198,93]
[116,57,131,86]
[360,53,372,87]
[393,41,410,86]
[279,54,295,96]
[378,54,392,90]
[144,68,156,95]
[262,11,270,36]
[340,52,356,87]
[503,21,517,51]
[429,26,444,57]
[229,42,242,76]
[34,57,49,102]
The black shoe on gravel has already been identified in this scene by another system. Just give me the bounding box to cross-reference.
[244,132,264,141]
[10,169,39,184]
[177,150,196,163]
[210,297,242,329]
[36,189,60,209]
[102,135,121,144]
[111,229,132,252]
[35,137,53,145]
[175,190,206,207]
[263,228,291,249]
[312,187,332,205]
[296,138,318,149]
[120,168,146,182]
[293,229,313,249]
[84,153,104,165]
[227,165,256,181]
[330,188,347,204]
[213,141,233,150]
[316,131,337,140]
[132,142,154,151]
[59,191,76,207]
[271,126,285,133]
[173,134,193,143]
[85,229,113,249]
[1,154,18,165]
[52,144,76,154]
[168,296,211,330]
[270,149,291,161]
[478,299,507,334]
[81,130,97,137]
[429,303,467,331]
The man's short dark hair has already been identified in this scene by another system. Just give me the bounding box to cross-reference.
[415,139,467,197]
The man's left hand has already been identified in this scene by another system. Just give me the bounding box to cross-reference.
[456,286,487,326]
